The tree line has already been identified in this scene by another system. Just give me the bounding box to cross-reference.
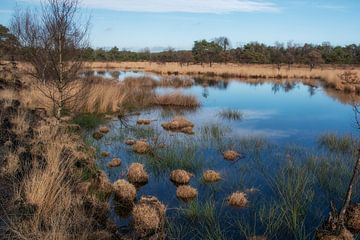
[1,24,360,69]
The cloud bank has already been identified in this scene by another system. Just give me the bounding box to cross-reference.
[22,0,278,13]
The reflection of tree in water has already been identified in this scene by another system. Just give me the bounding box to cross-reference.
[202,87,209,98]
[193,77,228,90]
[271,82,297,94]
[97,70,106,75]
[283,82,297,92]
[83,70,95,77]
[111,71,121,79]
[272,83,281,94]
[308,86,317,96]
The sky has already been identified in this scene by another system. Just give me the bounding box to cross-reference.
[0,0,359,51]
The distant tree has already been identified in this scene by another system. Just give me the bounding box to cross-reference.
[214,36,231,51]
[178,51,193,66]
[108,46,119,61]
[192,40,222,67]
[11,0,90,119]
[306,50,324,71]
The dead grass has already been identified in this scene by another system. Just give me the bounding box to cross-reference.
[176,185,198,201]
[227,192,248,208]
[170,169,193,185]
[155,93,199,108]
[202,170,221,183]
[113,179,137,202]
[5,124,108,240]
[132,141,150,154]
[161,116,195,134]
[132,196,166,237]
[127,163,149,184]
[223,150,240,161]
[107,158,121,168]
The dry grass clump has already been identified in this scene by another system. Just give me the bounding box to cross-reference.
[202,170,221,183]
[155,93,199,108]
[92,131,104,140]
[101,151,110,158]
[227,192,248,208]
[176,185,198,201]
[127,163,149,184]
[137,119,151,125]
[161,116,194,134]
[113,179,137,202]
[125,139,136,145]
[223,150,241,161]
[107,158,121,168]
[132,140,150,154]
[4,123,114,239]
[170,169,193,185]
[346,204,360,231]
[98,126,109,134]
[132,196,166,237]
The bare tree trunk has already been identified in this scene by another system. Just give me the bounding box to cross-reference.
[57,33,63,119]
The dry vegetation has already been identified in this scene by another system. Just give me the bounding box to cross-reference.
[0,97,115,239]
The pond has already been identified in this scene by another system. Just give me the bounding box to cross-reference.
[85,71,360,239]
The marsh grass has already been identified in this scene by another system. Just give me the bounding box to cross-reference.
[318,133,357,154]
[218,109,243,121]
[72,113,105,129]
[146,140,202,174]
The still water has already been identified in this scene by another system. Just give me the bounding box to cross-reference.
[86,71,359,239]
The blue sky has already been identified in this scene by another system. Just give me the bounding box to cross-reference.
[0,0,359,51]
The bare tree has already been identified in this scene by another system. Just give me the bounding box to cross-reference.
[11,0,90,119]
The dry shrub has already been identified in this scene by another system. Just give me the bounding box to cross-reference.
[10,108,30,136]
[155,93,199,108]
[127,163,149,184]
[161,116,194,134]
[113,179,137,202]
[137,119,151,125]
[170,169,193,184]
[98,126,109,134]
[132,196,166,237]
[346,204,360,231]
[176,185,198,201]
[317,228,353,240]
[132,141,150,154]
[202,170,221,183]
[107,158,121,168]
[8,126,102,240]
[1,151,20,176]
[223,150,240,161]
[228,192,248,208]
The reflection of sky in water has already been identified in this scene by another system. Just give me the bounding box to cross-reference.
[88,72,359,238]
[154,80,355,146]
[85,70,161,81]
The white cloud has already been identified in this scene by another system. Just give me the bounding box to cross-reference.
[21,0,278,13]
